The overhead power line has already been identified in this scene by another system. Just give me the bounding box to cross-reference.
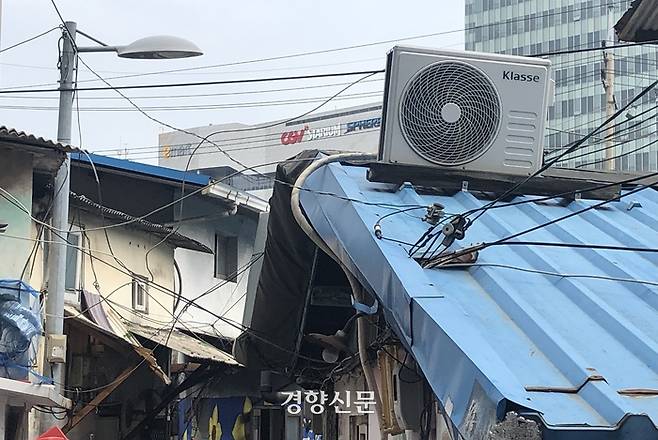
[0,78,385,101]
[0,69,386,94]
[121,113,656,164]
[427,180,658,267]
[0,41,648,96]
[0,90,383,112]
[533,40,658,58]
[110,128,378,162]
[448,262,658,288]
[577,138,658,168]
[0,26,60,54]
[41,0,631,84]
[0,0,630,92]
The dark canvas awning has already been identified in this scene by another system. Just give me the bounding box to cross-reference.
[233,151,321,370]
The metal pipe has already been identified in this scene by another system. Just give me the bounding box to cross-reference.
[289,153,388,438]
[77,45,120,53]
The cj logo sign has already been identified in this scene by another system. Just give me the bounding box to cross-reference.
[281,126,308,145]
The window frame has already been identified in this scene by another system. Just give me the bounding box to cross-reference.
[64,226,84,305]
[132,275,149,313]
[214,232,239,282]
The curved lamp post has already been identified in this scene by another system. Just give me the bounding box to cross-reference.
[45,21,202,406]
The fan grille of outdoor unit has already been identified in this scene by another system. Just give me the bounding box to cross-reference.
[399,61,501,166]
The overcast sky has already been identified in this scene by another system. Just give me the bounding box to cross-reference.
[0,1,464,163]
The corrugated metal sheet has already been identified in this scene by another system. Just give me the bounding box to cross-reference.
[70,191,213,253]
[0,126,73,152]
[124,321,239,366]
[71,152,268,212]
[615,0,658,42]
[71,152,211,187]
[299,162,658,438]
[64,305,171,384]
[0,126,74,174]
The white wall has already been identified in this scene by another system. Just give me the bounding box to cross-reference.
[70,212,176,327]
[174,211,258,339]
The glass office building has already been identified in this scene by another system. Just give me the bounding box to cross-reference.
[465,0,658,171]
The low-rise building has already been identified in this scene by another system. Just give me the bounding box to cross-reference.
[0,126,72,440]
[56,152,269,439]
[0,138,269,439]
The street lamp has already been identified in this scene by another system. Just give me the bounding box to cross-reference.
[45,21,202,398]
[77,34,203,59]
[57,22,203,145]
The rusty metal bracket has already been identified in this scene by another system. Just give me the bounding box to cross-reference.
[525,371,606,393]
[618,388,658,396]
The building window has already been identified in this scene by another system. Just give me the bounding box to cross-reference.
[65,231,82,292]
[132,275,148,313]
[214,233,238,281]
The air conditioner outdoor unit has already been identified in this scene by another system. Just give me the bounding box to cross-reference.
[378,46,553,176]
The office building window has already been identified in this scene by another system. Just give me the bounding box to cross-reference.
[214,233,238,281]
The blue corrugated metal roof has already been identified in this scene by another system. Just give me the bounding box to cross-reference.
[299,162,658,439]
[71,152,211,187]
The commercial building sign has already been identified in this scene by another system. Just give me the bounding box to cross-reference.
[307,124,341,141]
[346,117,381,133]
[162,143,194,159]
[279,116,381,146]
[280,126,308,145]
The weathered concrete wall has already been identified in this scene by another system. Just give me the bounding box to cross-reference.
[174,207,258,339]
[0,150,34,280]
[74,211,176,325]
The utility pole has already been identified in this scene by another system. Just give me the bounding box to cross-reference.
[45,19,76,412]
[37,22,200,435]
[603,4,616,171]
